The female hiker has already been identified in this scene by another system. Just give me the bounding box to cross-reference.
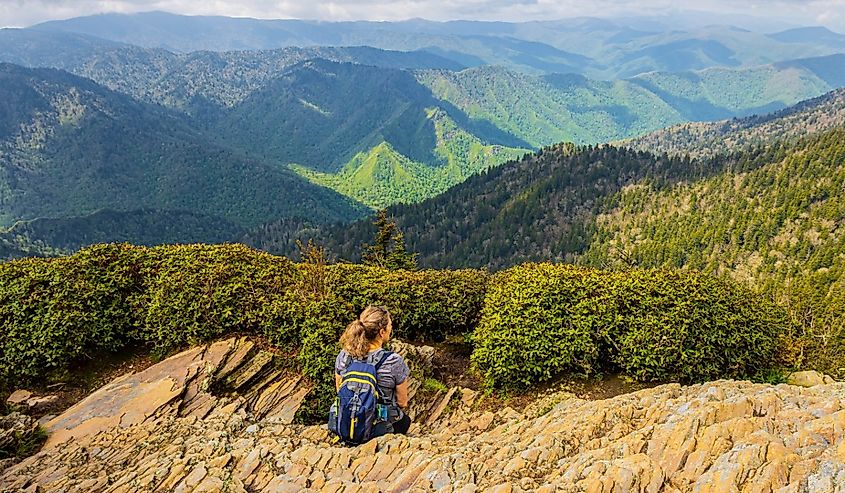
[329,305,411,444]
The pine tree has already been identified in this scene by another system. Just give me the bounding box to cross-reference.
[362,210,417,270]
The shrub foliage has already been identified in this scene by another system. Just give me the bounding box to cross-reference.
[0,246,793,409]
[471,263,791,389]
[0,243,486,389]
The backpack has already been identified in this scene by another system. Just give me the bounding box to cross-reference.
[331,351,393,445]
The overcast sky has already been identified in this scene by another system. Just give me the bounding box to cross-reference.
[1,0,844,31]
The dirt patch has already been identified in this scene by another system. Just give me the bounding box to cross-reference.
[500,374,659,412]
[428,340,483,389]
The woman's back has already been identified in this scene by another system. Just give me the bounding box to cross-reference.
[331,305,413,440]
[335,348,409,415]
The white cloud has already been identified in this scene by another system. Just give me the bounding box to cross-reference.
[0,0,843,30]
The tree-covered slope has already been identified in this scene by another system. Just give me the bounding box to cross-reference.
[629,55,844,119]
[417,67,683,147]
[0,63,366,234]
[211,59,528,174]
[418,56,845,147]
[582,130,845,292]
[627,87,845,158]
[4,28,843,213]
[0,32,530,213]
[0,28,463,115]
[263,100,844,276]
[255,144,718,268]
[290,110,526,209]
[0,209,246,254]
[4,26,845,225]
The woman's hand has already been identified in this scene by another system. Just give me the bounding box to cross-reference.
[335,373,342,392]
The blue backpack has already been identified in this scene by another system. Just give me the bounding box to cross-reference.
[331,351,392,445]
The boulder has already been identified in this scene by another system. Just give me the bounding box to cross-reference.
[5,390,32,410]
[25,396,59,413]
[786,370,835,387]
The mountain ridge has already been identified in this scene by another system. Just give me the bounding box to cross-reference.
[29,11,845,78]
[0,63,367,236]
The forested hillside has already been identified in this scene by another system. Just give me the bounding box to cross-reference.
[0,64,365,236]
[211,60,526,171]
[3,28,844,214]
[584,130,844,294]
[0,29,463,115]
[0,209,245,253]
[419,56,845,146]
[627,87,845,158]
[260,88,845,272]
[271,143,783,267]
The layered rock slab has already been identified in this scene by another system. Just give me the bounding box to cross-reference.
[41,337,308,450]
[3,337,845,491]
[3,379,845,491]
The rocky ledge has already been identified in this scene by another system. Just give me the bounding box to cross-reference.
[1,338,844,492]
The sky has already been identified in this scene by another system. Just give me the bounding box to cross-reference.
[1,0,844,32]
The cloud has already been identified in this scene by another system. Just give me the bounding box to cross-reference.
[0,0,843,31]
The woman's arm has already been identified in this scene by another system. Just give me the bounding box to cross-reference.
[335,373,342,391]
[395,379,410,409]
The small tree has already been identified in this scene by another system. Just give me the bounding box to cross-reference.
[362,210,417,270]
[295,239,330,301]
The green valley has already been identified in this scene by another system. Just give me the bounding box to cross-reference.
[290,110,527,209]
[2,28,844,219]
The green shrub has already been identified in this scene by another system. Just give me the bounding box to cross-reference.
[0,244,144,382]
[472,263,791,389]
[471,264,610,389]
[0,243,488,389]
[0,244,793,405]
[326,264,488,341]
[611,269,789,382]
[293,296,355,424]
[137,244,298,354]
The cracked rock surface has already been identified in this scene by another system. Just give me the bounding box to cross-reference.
[1,338,844,492]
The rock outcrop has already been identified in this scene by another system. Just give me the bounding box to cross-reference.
[2,337,845,492]
[787,371,837,388]
[5,390,59,415]
[0,412,41,471]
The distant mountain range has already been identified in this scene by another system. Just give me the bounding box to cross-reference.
[3,28,843,148]
[27,11,845,79]
[1,16,844,254]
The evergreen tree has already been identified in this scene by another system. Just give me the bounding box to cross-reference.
[362,210,417,270]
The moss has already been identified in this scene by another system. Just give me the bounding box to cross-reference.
[422,377,449,394]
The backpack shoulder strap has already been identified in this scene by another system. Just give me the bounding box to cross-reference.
[374,351,393,371]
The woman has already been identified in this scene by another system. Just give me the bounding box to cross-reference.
[335,305,411,436]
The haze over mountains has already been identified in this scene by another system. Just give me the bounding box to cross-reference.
[27,11,845,78]
[0,11,844,258]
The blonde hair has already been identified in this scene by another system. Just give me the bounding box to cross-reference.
[340,305,392,359]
